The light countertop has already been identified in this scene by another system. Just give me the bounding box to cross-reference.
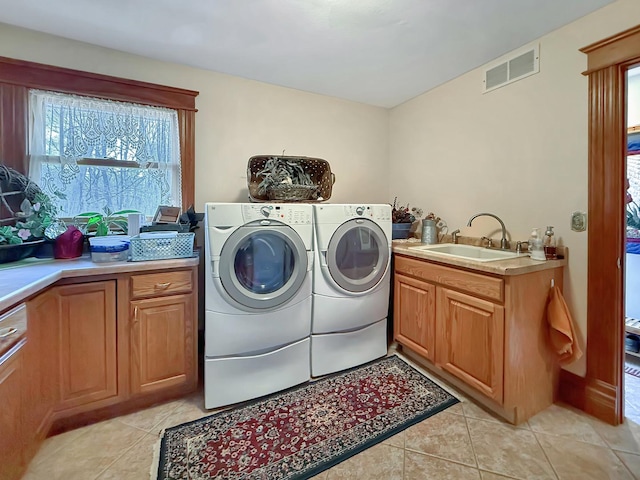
[0,255,200,313]
[393,240,567,276]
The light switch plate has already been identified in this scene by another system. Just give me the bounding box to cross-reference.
[571,211,587,232]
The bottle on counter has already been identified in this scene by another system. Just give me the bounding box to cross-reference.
[543,226,557,260]
[529,228,546,261]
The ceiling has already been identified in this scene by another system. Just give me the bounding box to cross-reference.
[0,0,615,108]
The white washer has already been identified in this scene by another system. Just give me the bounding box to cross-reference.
[311,204,392,376]
[204,202,313,408]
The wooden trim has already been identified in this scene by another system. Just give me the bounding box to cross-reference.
[558,369,620,424]
[0,83,28,173]
[581,25,640,74]
[629,126,640,134]
[0,56,197,111]
[558,368,586,410]
[178,109,196,210]
[579,24,640,425]
[584,379,620,425]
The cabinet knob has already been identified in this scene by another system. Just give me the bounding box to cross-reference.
[155,282,171,289]
[133,306,139,324]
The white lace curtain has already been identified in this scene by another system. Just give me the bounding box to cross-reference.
[28,90,181,217]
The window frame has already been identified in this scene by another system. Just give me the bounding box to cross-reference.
[0,56,198,212]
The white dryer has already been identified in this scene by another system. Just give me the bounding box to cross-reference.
[204,202,313,408]
[311,204,392,376]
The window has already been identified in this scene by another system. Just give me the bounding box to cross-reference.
[28,90,181,217]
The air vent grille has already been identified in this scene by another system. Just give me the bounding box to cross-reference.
[483,44,539,93]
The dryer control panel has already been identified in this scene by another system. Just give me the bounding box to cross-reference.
[242,204,313,225]
[342,205,391,222]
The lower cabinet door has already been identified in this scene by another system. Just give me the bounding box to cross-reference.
[130,293,195,395]
[56,281,118,411]
[436,287,505,403]
[0,342,26,480]
[394,273,436,361]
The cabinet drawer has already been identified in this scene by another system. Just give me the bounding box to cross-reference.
[131,270,193,299]
[395,255,503,303]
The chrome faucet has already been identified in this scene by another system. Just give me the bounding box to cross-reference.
[467,213,510,250]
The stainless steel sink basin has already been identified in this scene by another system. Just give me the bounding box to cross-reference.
[408,243,523,262]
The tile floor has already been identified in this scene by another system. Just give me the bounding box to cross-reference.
[23,354,640,480]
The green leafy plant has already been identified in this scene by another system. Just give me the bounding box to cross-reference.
[75,206,140,236]
[256,156,314,195]
[0,192,62,245]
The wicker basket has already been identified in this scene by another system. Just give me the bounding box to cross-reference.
[247,155,335,203]
[267,184,317,201]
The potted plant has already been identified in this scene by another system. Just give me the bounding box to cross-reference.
[256,156,317,200]
[75,206,140,236]
[0,192,64,262]
[391,198,422,239]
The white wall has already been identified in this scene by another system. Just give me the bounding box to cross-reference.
[0,23,389,209]
[389,0,640,375]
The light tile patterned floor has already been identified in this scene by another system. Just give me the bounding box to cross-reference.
[23,355,640,480]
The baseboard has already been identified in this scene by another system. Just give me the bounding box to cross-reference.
[558,369,620,425]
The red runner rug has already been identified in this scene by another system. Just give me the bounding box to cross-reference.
[157,355,458,479]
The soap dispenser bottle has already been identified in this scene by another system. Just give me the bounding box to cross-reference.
[543,226,557,260]
[529,228,546,261]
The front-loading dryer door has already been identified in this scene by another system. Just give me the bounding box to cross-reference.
[326,218,389,293]
[219,221,308,309]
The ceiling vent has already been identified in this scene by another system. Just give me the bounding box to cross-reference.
[483,44,539,93]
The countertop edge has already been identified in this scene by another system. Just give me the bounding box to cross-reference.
[392,243,567,275]
[0,255,199,312]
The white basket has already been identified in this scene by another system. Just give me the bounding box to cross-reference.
[129,232,194,261]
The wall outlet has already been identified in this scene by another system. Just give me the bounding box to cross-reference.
[571,211,587,232]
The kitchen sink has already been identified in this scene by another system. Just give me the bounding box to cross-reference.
[408,243,523,262]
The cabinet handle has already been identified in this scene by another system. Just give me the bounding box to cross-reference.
[133,306,139,325]
[155,282,171,289]
[0,327,17,338]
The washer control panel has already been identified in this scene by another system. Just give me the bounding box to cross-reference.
[242,204,313,224]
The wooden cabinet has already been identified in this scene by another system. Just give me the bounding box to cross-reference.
[0,340,26,480]
[56,281,119,412]
[25,290,60,449]
[130,293,195,394]
[0,261,198,479]
[394,273,436,361]
[436,288,504,403]
[394,254,563,424]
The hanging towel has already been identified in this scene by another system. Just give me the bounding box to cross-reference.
[547,285,583,365]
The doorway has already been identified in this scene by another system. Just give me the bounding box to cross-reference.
[575,24,640,426]
[624,65,640,422]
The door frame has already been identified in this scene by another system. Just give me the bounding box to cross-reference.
[559,25,640,425]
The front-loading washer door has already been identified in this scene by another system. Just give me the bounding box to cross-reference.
[326,218,389,293]
[219,221,308,309]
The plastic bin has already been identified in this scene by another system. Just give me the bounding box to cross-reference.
[129,232,194,261]
[89,236,130,263]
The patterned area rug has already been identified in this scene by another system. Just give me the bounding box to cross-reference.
[156,355,458,479]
